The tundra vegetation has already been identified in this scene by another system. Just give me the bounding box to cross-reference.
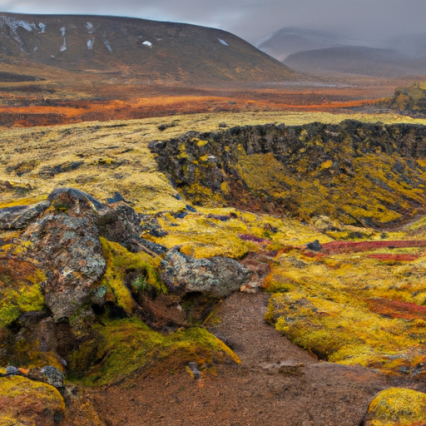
[2,111,426,424]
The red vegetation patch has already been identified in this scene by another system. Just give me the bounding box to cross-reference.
[367,253,421,262]
[239,234,269,243]
[320,240,426,255]
[368,298,426,320]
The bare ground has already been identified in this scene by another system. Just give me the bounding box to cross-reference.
[83,293,398,426]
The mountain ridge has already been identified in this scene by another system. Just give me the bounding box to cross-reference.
[0,12,298,82]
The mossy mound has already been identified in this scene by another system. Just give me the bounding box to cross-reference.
[265,240,426,375]
[69,317,239,387]
[0,257,45,328]
[388,82,426,113]
[98,237,166,313]
[0,375,65,426]
[366,388,426,426]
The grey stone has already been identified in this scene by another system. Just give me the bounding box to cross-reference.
[160,247,252,298]
[41,366,64,388]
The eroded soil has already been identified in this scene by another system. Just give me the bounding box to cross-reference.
[84,293,398,426]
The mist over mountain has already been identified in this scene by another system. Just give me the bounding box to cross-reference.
[256,27,360,62]
[257,26,426,78]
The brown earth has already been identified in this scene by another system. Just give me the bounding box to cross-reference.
[80,293,417,426]
[0,49,424,128]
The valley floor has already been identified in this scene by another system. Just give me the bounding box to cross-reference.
[84,293,391,426]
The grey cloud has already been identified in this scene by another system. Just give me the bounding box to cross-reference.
[0,0,425,44]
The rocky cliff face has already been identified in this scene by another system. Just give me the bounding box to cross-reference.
[150,121,426,228]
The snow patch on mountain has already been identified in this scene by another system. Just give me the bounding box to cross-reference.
[104,40,113,53]
[86,22,95,33]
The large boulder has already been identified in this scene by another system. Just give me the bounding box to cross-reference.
[160,247,252,298]
[23,188,107,320]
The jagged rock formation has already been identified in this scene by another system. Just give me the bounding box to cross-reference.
[150,121,426,228]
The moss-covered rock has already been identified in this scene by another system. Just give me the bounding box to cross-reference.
[0,257,45,328]
[365,388,426,426]
[69,317,239,386]
[151,122,426,228]
[99,237,166,313]
[0,375,65,426]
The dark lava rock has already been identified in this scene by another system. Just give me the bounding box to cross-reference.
[23,188,107,320]
[160,247,252,298]
[0,201,50,230]
[107,191,127,204]
[307,240,322,251]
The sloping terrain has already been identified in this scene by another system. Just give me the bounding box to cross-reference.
[284,46,426,77]
[2,113,426,425]
[0,12,296,82]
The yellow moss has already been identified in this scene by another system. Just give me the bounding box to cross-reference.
[0,260,46,328]
[367,388,426,426]
[320,160,333,170]
[266,243,426,374]
[99,238,166,313]
[69,317,239,387]
[0,375,65,425]
[16,284,44,313]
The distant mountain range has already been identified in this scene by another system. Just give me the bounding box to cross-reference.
[256,27,357,62]
[0,13,297,82]
[284,46,426,78]
[257,27,426,77]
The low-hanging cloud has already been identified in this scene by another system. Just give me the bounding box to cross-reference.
[0,0,425,43]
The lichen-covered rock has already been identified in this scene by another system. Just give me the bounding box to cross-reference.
[0,375,65,426]
[41,366,65,388]
[99,201,167,255]
[0,201,50,230]
[160,247,252,298]
[23,188,107,320]
[365,388,426,426]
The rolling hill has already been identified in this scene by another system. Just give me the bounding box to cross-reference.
[0,12,297,82]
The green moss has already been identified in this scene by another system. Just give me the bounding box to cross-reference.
[0,375,65,425]
[0,259,46,328]
[69,317,239,386]
[99,238,166,313]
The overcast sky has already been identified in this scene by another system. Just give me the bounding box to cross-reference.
[0,0,425,44]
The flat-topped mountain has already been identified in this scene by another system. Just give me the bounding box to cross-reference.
[0,12,297,82]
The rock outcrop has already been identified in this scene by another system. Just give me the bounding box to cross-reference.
[160,247,252,298]
[150,122,426,228]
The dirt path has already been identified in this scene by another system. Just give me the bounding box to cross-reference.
[86,293,391,426]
